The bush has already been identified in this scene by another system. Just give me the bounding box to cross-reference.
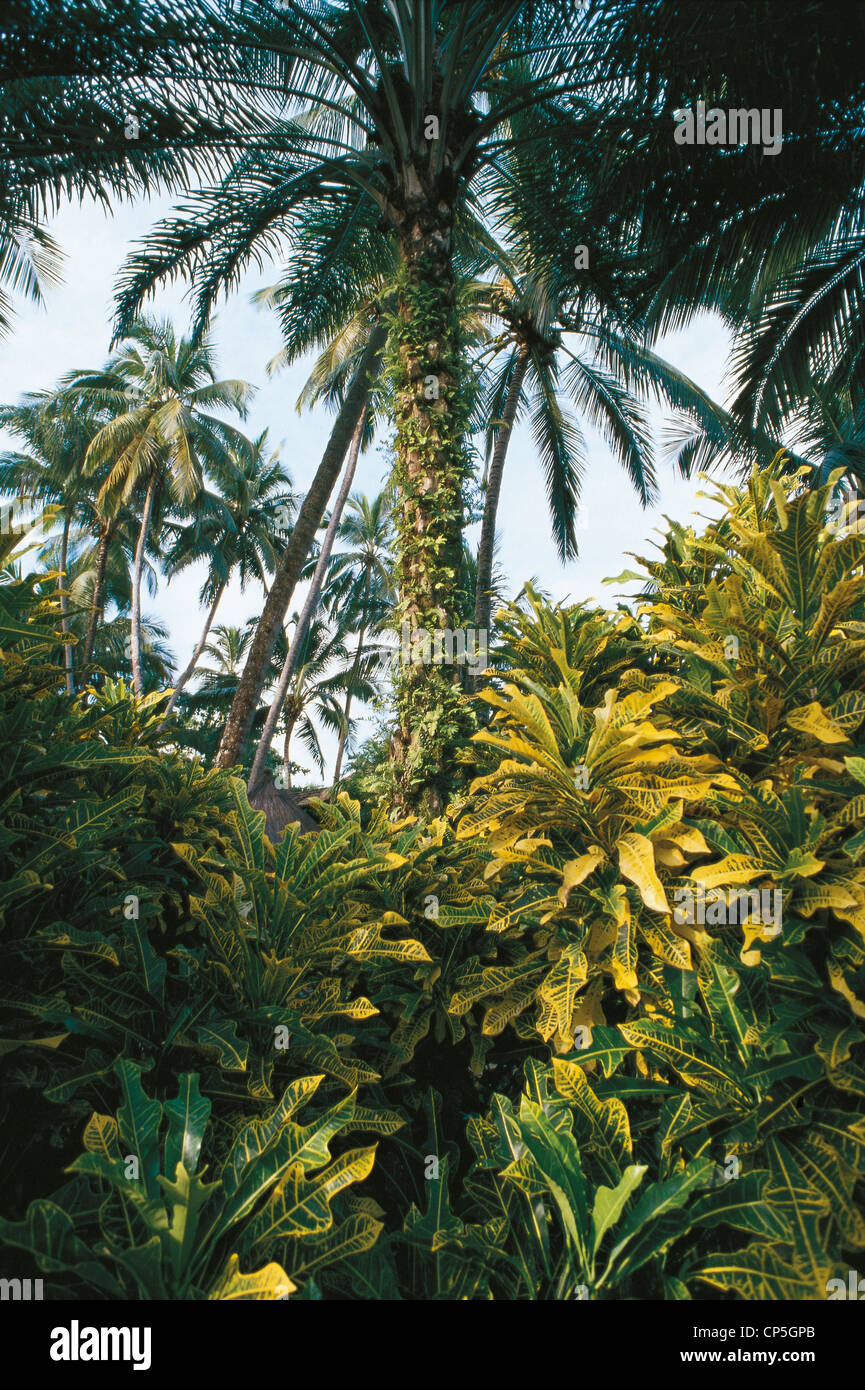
[2,456,864,1299]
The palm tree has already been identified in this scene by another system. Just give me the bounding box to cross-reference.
[469,99,745,640]
[274,612,378,791]
[160,431,295,718]
[574,0,865,469]
[0,389,102,693]
[66,317,254,694]
[0,0,257,336]
[110,2,594,806]
[470,265,736,638]
[325,491,396,783]
[0,218,63,342]
[89,609,175,691]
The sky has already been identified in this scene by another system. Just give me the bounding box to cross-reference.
[0,191,733,777]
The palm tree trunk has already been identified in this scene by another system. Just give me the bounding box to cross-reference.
[58,509,74,696]
[389,173,473,814]
[81,522,114,669]
[216,323,386,770]
[130,473,157,696]
[162,582,226,719]
[248,407,366,793]
[474,342,531,636]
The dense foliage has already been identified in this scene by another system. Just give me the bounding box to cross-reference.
[2,454,864,1299]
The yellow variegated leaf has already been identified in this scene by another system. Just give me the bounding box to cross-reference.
[288,1214,383,1278]
[552,1058,633,1169]
[250,1146,377,1245]
[691,855,766,888]
[341,1105,404,1136]
[667,826,711,856]
[693,1249,820,1300]
[83,1112,119,1157]
[639,918,692,970]
[795,882,857,915]
[208,1254,295,1301]
[537,945,588,1040]
[346,1194,387,1219]
[616,833,669,913]
[558,847,605,905]
[828,960,865,1018]
[482,980,538,1035]
[619,1021,751,1105]
[610,907,638,993]
[786,701,850,744]
[341,924,431,964]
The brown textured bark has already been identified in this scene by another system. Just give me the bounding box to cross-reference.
[474,341,531,638]
[215,324,386,770]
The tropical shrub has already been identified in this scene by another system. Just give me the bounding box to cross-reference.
[439,457,865,1298]
[0,1061,380,1299]
[3,455,864,1299]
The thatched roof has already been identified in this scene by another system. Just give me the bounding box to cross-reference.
[248,769,320,840]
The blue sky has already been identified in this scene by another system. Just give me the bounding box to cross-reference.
[0,191,733,775]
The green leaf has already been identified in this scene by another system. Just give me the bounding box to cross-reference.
[164,1074,211,1179]
[115,1059,162,1200]
[591,1165,647,1256]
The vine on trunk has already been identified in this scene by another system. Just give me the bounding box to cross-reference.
[387,253,476,815]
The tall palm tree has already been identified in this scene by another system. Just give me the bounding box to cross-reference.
[110,1,593,806]
[0,389,103,693]
[469,102,743,639]
[88,609,175,692]
[66,317,254,694]
[161,431,295,718]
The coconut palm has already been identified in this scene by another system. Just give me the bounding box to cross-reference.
[161,431,295,717]
[469,106,743,639]
[0,218,63,342]
[91,610,174,691]
[0,0,257,337]
[110,1,596,805]
[0,389,103,693]
[274,611,379,791]
[64,317,254,694]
